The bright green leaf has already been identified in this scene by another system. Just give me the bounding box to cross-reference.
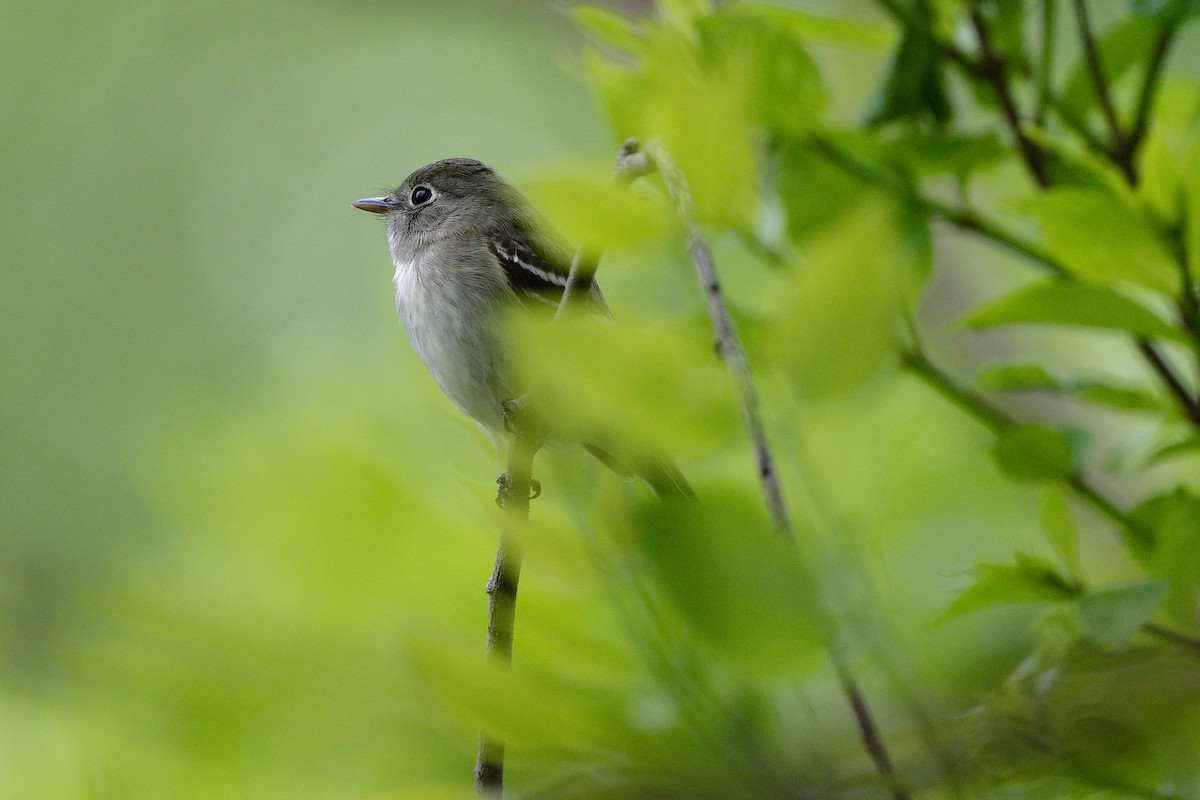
[886,130,1009,177]
[967,279,1186,340]
[1150,433,1200,463]
[976,363,1060,392]
[632,489,827,673]
[1074,580,1169,649]
[1042,487,1082,580]
[866,19,952,127]
[1138,488,1200,626]
[1016,189,1180,293]
[1186,123,1200,288]
[738,3,895,48]
[505,314,735,461]
[992,424,1080,482]
[524,168,672,250]
[938,554,1078,624]
[573,4,645,54]
[772,199,910,397]
[697,7,825,137]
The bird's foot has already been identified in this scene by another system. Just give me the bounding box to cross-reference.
[495,473,541,507]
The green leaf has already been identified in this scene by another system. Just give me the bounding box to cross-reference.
[992,424,1080,482]
[697,7,825,137]
[967,279,1186,340]
[1136,488,1200,625]
[975,362,1060,392]
[1072,383,1170,412]
[938,554,1077,624]
[1074,580,1169,648]
[1149,433,1200,463]
[866,21,952,127]
[739,3,894,48]
[885,130,1009,177]
[1186,124,1200,288]
[1042,487,1082,580]
[1061,17,1157,120]
[523,168,672,250]
[1015,189,1180,293]
[977,362,1170,413]
[573,4,645,54]
[772,198,911,398]
[505,314,736,461]
[632,489,827,673]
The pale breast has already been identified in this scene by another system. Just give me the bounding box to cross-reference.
[392,252,516,433]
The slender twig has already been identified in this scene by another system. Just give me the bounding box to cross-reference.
[626,137,911,800]
[1143,622,1200,656]
[1035,0,1057,126]
[1136,340,1200,425]
[631,140,793,540]
[1069,0,1136,183]
[810,135,1069,276]
[901,349,1144,538]
[968,6,1051,187]
[814,135,1200,428]
[475,427,538,796]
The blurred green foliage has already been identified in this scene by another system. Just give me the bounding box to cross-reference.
[4,0,1200,798]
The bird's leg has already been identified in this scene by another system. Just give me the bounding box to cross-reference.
[494,473,541,506]
[495,396,546,506]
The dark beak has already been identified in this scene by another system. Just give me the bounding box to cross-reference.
[353,196,395,214]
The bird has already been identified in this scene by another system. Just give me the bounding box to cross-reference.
[354,158,693,499]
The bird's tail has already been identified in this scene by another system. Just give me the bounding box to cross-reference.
[584,443,696,500]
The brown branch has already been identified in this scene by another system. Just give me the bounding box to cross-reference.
[626,137,910,800]
[1069,0,1136,183]
[474,425,538,796]
[968,7,1051,187]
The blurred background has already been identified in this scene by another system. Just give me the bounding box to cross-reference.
[3,0,1195,797]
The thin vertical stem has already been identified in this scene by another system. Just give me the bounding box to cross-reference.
[623,138,910,800]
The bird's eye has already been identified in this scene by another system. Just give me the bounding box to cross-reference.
[410,185,434,206]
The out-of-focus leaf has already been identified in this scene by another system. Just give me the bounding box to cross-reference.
[1015,190,1180,293]
[1023,125,1131,192]
[1073,384,1170,412]
[886,130,1009,176]
[740,2,895,48]
[505,314,735,461]
[1130,0,1200,20]
[697,7,825,137]
[1061,17,1157,119]
[573,4,645,54]
[938,554,1078,624]
[1074,580,1168,648]
[772,199,912,398]
[982,0,1028,67]
[632,489,826,673]
[992,424,1080,482]
[1042,488,1082,580]
[1150,433,1200,463]
[967,279,1184,340]
[638,27,759,227]
[524,168,672,250]
[1133,488,1200,625]
[658,0,712,30]
[410,642,597,746]
[977,362,1170,413]
[776,139,872,242]
[866,18,952,127]
[1138,83,1200,224]
[976,363,1060,392]
[1186,123,1200,286]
